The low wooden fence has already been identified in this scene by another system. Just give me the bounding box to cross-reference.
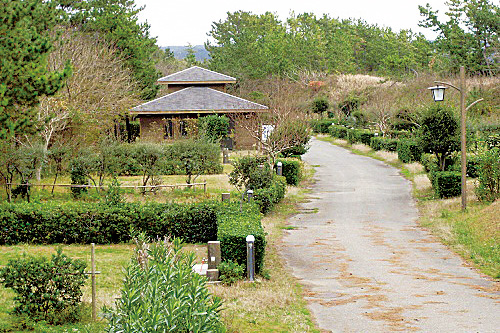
[6,181,208,193]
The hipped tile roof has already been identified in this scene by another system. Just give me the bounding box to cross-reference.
[157,66,237,84]
[131,87,268,114]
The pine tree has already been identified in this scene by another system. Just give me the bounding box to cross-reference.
[0,0,70,139]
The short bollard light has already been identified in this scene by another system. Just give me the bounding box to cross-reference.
[223,148,230,164]
[247,189,253,201]
[246,235,255,282]
[276,161,283,176]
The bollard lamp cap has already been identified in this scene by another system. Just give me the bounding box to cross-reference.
[277,161,282,166]
[246,235,255,242]
[247,189,253,194]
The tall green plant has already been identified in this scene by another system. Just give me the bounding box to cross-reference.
[105,236,224,332]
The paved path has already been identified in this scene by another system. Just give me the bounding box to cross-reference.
[282,138,499,332]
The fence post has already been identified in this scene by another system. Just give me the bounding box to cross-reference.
[204,180,207,193]
[91,243,96,321]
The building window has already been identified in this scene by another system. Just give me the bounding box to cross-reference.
[164,120,173,138]
[180,120,188,137]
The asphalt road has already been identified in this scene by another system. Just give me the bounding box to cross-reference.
[282,138,499,332]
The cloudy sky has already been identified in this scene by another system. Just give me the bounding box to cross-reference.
[134,0,449,47]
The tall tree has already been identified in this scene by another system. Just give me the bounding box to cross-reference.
[0,0,70,139]
[59,0,161,100]
[419,0,499,74]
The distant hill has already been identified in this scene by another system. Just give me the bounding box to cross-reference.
[163,45,210,61]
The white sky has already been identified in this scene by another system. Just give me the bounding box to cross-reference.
[134,0,450,46]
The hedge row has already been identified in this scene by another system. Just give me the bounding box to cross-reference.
[310,119,336,134]
[397,139,422,163]
[0,201,219,245]
[429,171,461,198]
[254,175,287,214]
[217,202,265,274]
[276,159,301,186]
[370,137,398,152]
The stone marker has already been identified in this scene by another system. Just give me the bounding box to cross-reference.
[206,269,219,281]
[208,241,221,270]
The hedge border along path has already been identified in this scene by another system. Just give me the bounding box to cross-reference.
[0,201,219,245]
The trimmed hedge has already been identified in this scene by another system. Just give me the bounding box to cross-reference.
[370,137,399,151]
[0,201,219,245]
[430,171,461,198]
[397,139,422,163]
[254,175,287,214]
[217,202,265,274]
[276,159,301,186]
[329,125,348,139]
[310,119,336,134]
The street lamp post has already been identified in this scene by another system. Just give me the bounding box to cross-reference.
[428,66,483,211]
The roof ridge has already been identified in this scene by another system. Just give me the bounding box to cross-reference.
[157,66,236,82]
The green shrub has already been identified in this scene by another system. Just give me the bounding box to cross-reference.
[417,104,459,171]
[105,236,224,332]
[198,114,230,143]
[218,260,245,285]
[276,159,301,186]
[0,201,219,245]
[431,171,461,198]
[69,158,88,197]
[228,156,273,192]
[166,139,222,184]
[254,175,287,214]
[421,154,439,173]
[466,155,481,178]
[475,148,500,202]
[358,130,375,146]
[309,119,335,134]
[0,248,87,324]
[328,125,348,139]
[346,128,358,144]
[370,136,398,151]
[217,202,266,274]
[397,139,422,163]
[311,96,329,114]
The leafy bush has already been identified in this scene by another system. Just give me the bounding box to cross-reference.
[397,139,422,163]
[229,156,273,192]
[0,249,87,324]
[217,202,266,274]
[475,147,500,202]
[309,119,335,134]
[254,175,287,214]
[0,201,219,245]
[370,136,398,151]
[416,104,459,171]
[166,139,222,184]
[276,159,301,186]
[198,114,230,143]
[69,157,88,197]
[431,171,461,198]
[218,260,245,285]
[105,236,224,332]
[311,96,329,113]
[329,125,348,139]
[466,155,481,178]
[421,153,440,173]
